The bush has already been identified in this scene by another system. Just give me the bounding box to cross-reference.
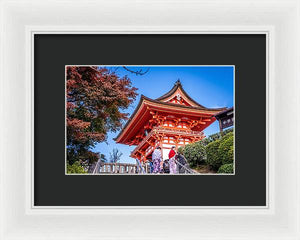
[177,146,184,154]
[217,163,234,174]
[201,128,233,146]
[218,132,234,165]
[200,138,213,146]
[221,131,233,140]
[205,131,234,170]
[205,139,222,169]
[67,161,87,174]
[227,146,234,163]
[180,129,234,171]
[181,141,206,168]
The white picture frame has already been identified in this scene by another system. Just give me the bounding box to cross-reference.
[0,0,299,239]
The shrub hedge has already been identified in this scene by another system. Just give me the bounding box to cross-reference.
[205,131,234,170]
[180,129,234,172]
[218,132,234,165]
[180,141,206,168]
[205,139,222,169]
[67,161,87,174]
[201,128,233,146]
[217,163,234,174]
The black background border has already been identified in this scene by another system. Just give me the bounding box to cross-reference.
[34,34,266,206]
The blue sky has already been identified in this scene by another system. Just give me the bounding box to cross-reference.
[93,66,234,164]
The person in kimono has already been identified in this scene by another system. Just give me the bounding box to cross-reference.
[177,152,187,173]
[149,160,154,173]
[152,146,162,173]
[163,159,170,173]
[168,146,177,174]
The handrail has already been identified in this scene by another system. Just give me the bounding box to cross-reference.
[98,162,137,167]
[174,156,198,174]
[92,159,102,174]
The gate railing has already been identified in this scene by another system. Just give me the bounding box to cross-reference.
[93,162,139,174]
[91,156,196,174]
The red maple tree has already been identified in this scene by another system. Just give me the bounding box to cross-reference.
[66,66,138,166]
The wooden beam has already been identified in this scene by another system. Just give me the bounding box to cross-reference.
[203,118,212,122]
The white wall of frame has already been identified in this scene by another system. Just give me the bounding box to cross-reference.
[0,0,299,239]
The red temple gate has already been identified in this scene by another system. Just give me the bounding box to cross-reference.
[115,80,227,162]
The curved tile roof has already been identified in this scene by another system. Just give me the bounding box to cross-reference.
[114,80,227,143]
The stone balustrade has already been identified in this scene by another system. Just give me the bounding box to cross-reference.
[95,162,150,174]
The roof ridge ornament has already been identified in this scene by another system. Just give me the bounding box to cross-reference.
[175,79,182,85]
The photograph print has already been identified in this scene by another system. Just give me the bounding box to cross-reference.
[66,65,234,175]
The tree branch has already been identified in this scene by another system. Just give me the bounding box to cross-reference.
[122,66,150,76]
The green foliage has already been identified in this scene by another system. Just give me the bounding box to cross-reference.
[200,138,213,146]
[177,146,184,154]
[217,163,234,174]
[205,131,234,170]
[205,139,222,169]
[218,132,234,165]
[67,161,87,174]
[222,128,234,135]
[201,128,233,146]
[181,141,206,168]
[178,129,234,173]
[221,130,234,140]
[228,146,234,163]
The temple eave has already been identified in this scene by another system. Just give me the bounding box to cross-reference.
[115,99,223,144]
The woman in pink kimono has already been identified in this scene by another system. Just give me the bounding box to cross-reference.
[152,147,162,173]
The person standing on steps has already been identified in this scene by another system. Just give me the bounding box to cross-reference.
[152,146,162,174]
[177,151,187,173]
[168,146,177,174]
[163,159,170,174]
[148,159,154,173]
